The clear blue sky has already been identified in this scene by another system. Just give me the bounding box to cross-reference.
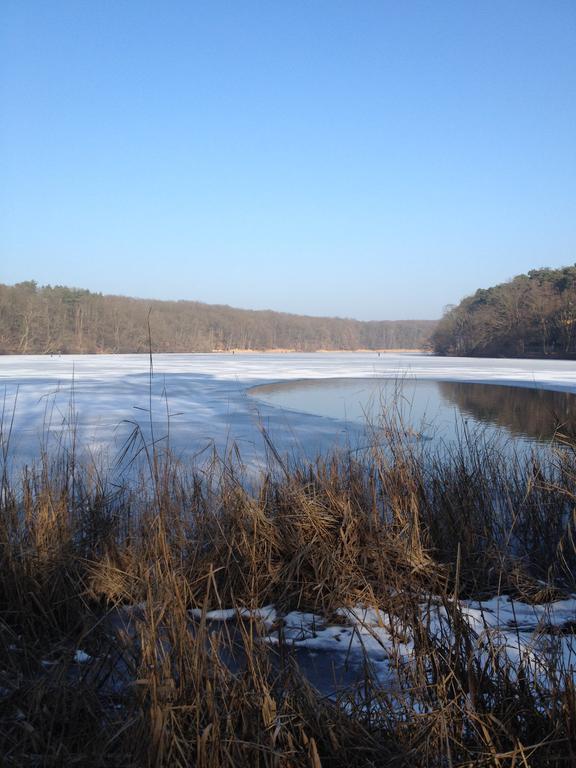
[1,1,575,320]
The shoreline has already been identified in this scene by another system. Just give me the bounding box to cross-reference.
[1,348,428,356]
[215,347,427,354]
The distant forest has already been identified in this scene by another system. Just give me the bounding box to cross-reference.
[0,281,436,354]
[432,265,576,358]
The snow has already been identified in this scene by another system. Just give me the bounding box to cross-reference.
[2,352,576,471]
[189,605,277,626]
[189,607,239,621]
[193,595,576,692]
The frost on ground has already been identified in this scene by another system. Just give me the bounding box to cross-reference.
[2,352,576,472]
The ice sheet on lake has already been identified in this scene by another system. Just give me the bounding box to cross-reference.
[2,352,576,471]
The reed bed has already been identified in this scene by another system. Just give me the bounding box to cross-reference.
[1,413,576,766]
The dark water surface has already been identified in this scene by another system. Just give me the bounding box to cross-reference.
[249,378,576,445]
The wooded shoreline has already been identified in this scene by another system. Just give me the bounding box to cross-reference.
[0,281,435,354]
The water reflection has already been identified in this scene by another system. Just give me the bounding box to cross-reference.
[249,378,576,446]
[438,382,576,442]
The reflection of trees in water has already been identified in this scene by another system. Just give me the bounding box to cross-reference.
[438,382,576,441]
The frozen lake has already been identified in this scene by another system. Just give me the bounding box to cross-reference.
[2,352,576,471]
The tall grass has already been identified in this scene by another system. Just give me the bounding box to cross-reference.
[1,410,576,765]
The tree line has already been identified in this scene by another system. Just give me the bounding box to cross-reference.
[432,265,576,358]
[0,281,436,354]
